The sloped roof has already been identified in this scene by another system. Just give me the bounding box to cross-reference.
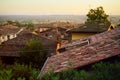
[40,26,120,76]
[67,22,111,33]
[3,32,57,45]
[0,24,20,35]
[38,28,61,42]
[0,32,57,57]
[17,28,31,36]
[35,24,53,28]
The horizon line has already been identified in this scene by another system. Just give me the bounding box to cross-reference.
[0,13,86,15]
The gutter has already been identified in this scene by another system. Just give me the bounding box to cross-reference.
[37,57,49,79]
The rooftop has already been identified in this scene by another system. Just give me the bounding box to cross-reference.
[0,32,57,57]
[67,22,111,33]
[0,24,20,35]
[40,26,120,76]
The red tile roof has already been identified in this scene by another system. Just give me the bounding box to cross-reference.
[0,32,57,57]
[38,28,61,42]
[67,22,111,33]
[0,25,20,35]
[40,26,120,76]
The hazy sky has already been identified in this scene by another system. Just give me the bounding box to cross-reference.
[0,0,120,15]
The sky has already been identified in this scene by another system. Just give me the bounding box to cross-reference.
[0,0,120,15]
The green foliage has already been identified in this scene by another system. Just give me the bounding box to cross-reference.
[117,24,120,26]
[0,59,5,70]
[67,61,73,68]
[19,39,47,68]
[86,6,109,24]
[14,21,25,27]
[0,60,13,80]
[17,77,25,80]
[0,62,120,80]
[12,63,33,80]
[40,71,56,80]
[7,20,14,24]
[0,63,40,80]
[26,22,35,31]
[91,62,120,80]
[60,69,75,80]
[41,62,120,80]
[6,20,23,27]
[6,20,35,28]
[0,69,13,80]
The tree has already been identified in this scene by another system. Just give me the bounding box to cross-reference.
[117,24,120,26]
[86,6,110,24]
[26,22,35,31]
[19,39,47,68]
[14,21,23,27]
[7,20,13,25]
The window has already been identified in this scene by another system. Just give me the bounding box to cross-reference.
[49,35,53,38]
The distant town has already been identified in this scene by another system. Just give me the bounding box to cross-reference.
[0,15,120,24]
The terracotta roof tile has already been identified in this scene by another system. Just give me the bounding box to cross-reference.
[0,25,20,35]
[67,22,111,33]
[0,32,57,57]
[39,26,120,77]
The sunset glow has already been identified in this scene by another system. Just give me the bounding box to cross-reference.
[0,0,120,15]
